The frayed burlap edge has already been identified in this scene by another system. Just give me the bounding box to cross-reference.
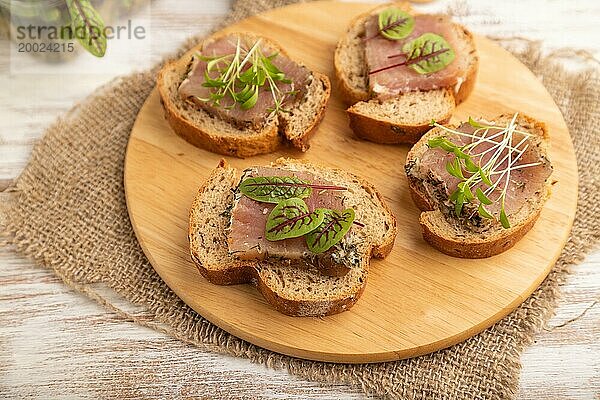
[1,1,599,399]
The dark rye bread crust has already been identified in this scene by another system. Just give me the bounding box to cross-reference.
[334,2,478,144]
[405,114,552,258]
[189,159,397,316]
[158,32,331,158]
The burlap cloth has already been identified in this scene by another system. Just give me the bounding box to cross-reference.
[1,0,599,398]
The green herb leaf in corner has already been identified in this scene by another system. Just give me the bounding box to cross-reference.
[265,198,325,241]
[306,209,355,254]
[239,176,313,203]
[66,0,107,57]
[378,7,415,40]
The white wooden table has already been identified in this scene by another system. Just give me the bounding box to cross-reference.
[1,1,598,398]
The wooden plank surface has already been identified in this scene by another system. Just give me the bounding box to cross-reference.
[1,0,598,397]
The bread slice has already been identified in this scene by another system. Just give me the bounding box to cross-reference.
[158,33,331,158]
[405,114,552,258]
[189,158,397,316]
[334,2,478,144]
[348,89,454,144]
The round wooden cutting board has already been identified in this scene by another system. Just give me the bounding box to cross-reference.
[124,1,577,363]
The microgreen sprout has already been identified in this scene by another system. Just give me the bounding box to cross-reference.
[196,38,296,115]
[427,113,542,229]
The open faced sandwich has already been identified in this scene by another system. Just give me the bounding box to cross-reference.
[334,2,478,144]
[158,33,331,158]
[405,113,553,258]
[188,158,397,316]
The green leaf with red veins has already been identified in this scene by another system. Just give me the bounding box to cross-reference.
[240,176,313,203]
[239,176,347,203]
[402,33,455,74]
[66,0,107,57]
[306,209,355,254]
[265,198,325,241]
[377,7,415,40]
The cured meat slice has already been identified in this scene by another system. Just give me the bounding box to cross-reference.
[365,14,470,98]
[227,167,345,261]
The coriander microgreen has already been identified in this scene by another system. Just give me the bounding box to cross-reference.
[464,157,479,173]
[196,38,295,115]
[449,189,459,202]
[427,136,444,147]
[427,137,455,152]
[446,158,464,179]
[480,170,493,186]
[458,182,474,201]
[499,204,511,229]
[428,114,542,228]
[239,85,259,110]
[452,147,469,159]
[199,53,233,71]
[478,204,493,219]
[475,188,492,205]
[468,116,487,129]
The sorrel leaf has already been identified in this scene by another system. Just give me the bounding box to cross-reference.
[306,209,355,254]
[378,7,415,40]
[239,176,313,203]
[239,176,347,204]
[66,0,107,57]
[402,33,455,74]
[265,198,325,241]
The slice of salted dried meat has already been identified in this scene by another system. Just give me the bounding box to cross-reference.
[365,14,471,99]
[227,167,345,261]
